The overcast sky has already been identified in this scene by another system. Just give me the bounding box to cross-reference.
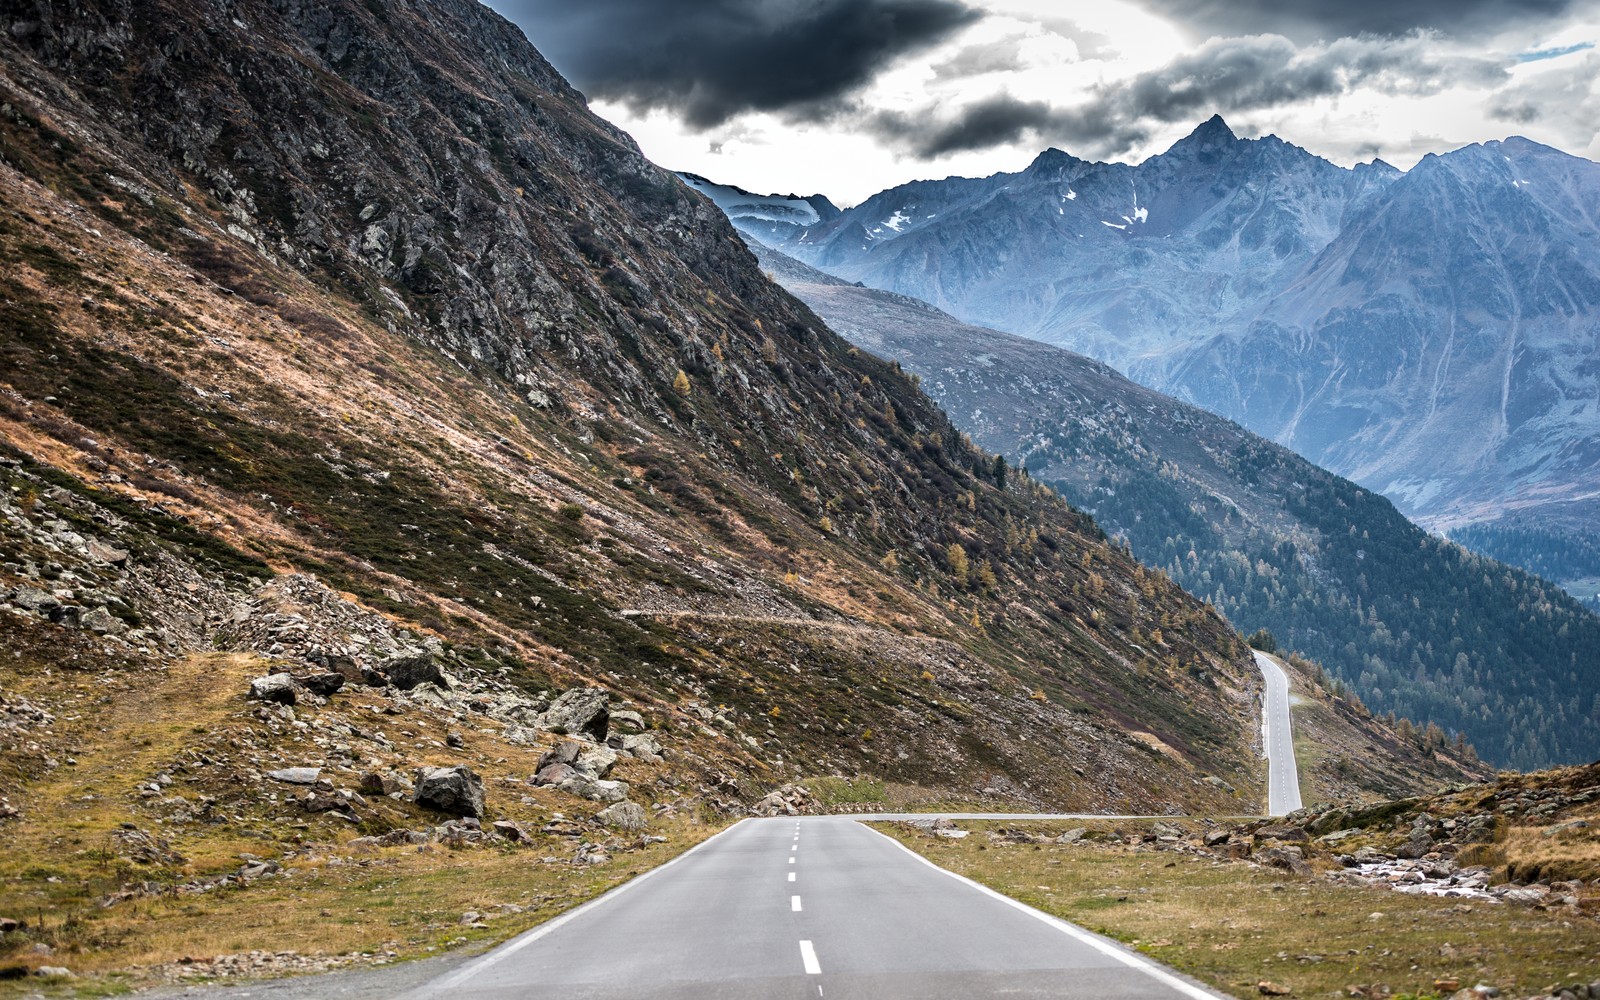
[484,0,1599,205]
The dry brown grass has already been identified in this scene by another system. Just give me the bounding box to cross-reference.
[884,820,1600,1000]
[0,650,722,994]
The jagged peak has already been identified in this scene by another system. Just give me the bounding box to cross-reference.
[1160,114,1239,159]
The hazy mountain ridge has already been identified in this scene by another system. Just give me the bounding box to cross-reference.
[755,119,1600,595]
[743,239,1600,769]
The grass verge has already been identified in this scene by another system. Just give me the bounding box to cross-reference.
[881,820,1600,1000]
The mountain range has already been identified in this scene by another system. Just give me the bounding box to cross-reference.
[741,241,1600,770]
[741,118,1600,600]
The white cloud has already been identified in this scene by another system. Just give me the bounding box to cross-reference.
[587,1,1599,204]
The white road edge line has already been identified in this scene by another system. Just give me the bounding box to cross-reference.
[421,818,751,993]
[799,939,822,974]
[860,823,1228,1000]
[792,894,803,911]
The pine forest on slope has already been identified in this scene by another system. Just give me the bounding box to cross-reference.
[742,241,1600,771]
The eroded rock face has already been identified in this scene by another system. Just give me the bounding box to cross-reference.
[413,765,485,818]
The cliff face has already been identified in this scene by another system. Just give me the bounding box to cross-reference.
[0,0,1293,814]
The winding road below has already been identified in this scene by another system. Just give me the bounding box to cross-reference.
[1254,649,1304,816]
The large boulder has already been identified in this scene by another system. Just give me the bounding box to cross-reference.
[382,650,447,691]
[596,801,648,831]
[612,733,664,763]
[413,765,485,818]
[575,745,618,779]
[557,774,628,803]
[248,673,299,705]
[539,688,610,741]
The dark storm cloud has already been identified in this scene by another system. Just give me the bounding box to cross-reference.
[872,33,1510,158]
[486,0,981,128]
[1133,0,1572,42]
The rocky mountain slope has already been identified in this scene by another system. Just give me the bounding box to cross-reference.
[744,241,1600,770]
[0,0,1316,849]
[753,119,1600,597]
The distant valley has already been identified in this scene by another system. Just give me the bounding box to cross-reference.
[740,239,1600,770]
[731,119,1600,602]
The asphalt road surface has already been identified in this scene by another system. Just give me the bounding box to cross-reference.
[1254,650,1304,816]
[411,816,1228,999]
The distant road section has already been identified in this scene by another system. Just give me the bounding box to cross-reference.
[1254,650,1304,816]
[413,816,1228,999]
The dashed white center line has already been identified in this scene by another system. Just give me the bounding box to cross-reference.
[788,872,796,882]
[791,895,803,912]
[799,939,821,975]
[788,856,796,864]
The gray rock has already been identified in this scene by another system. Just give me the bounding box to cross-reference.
[10,586,59,614]
[492,819,530,842]
[267,767,322,785]
[79,606,125,635]
[539,687,610,741]
[248,673,299,705]
[382,650,446,691]
[414,765,485,817]
[575,745,618,779]
[595,800,648,831]
[1057,827,1088,844]
[1204,829,1231,846]
[557,774,628,803]
[531,762,578,787]
[537,740,582,770]
[34,966,73,978]
[300,672,345,697]
[358,771,411,796]
[47,604,83,627]
[1396,833,1435,860]
[609,709,646,734]
[616,733,664,762]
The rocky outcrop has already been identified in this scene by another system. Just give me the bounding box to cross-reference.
[413,766,485,818]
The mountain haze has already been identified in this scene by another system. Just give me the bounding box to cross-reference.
[754,119,1600,597]
[745,240,1600,770]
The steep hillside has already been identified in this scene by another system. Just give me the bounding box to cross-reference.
[754,120,1600,597]
[745,241,1600,770]
[0,0,1300,847]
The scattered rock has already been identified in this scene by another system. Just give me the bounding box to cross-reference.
[413,765,485,818]
[557,774,628,803]
[382,650,447,691]
[595,801,648,831]
[492,819,530,842]
[34,966,73,979]
[575,744,618,779]
[609,709,646,734]
[539,687,610,741]
[751,783,817,816]
[267,767,322,785]
[247,673,300,705]
[611,733,664,762]
[1257,981,1291,996]
[358,771,411,797]
[299,672,345,697]
[1204,829,1231,847]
